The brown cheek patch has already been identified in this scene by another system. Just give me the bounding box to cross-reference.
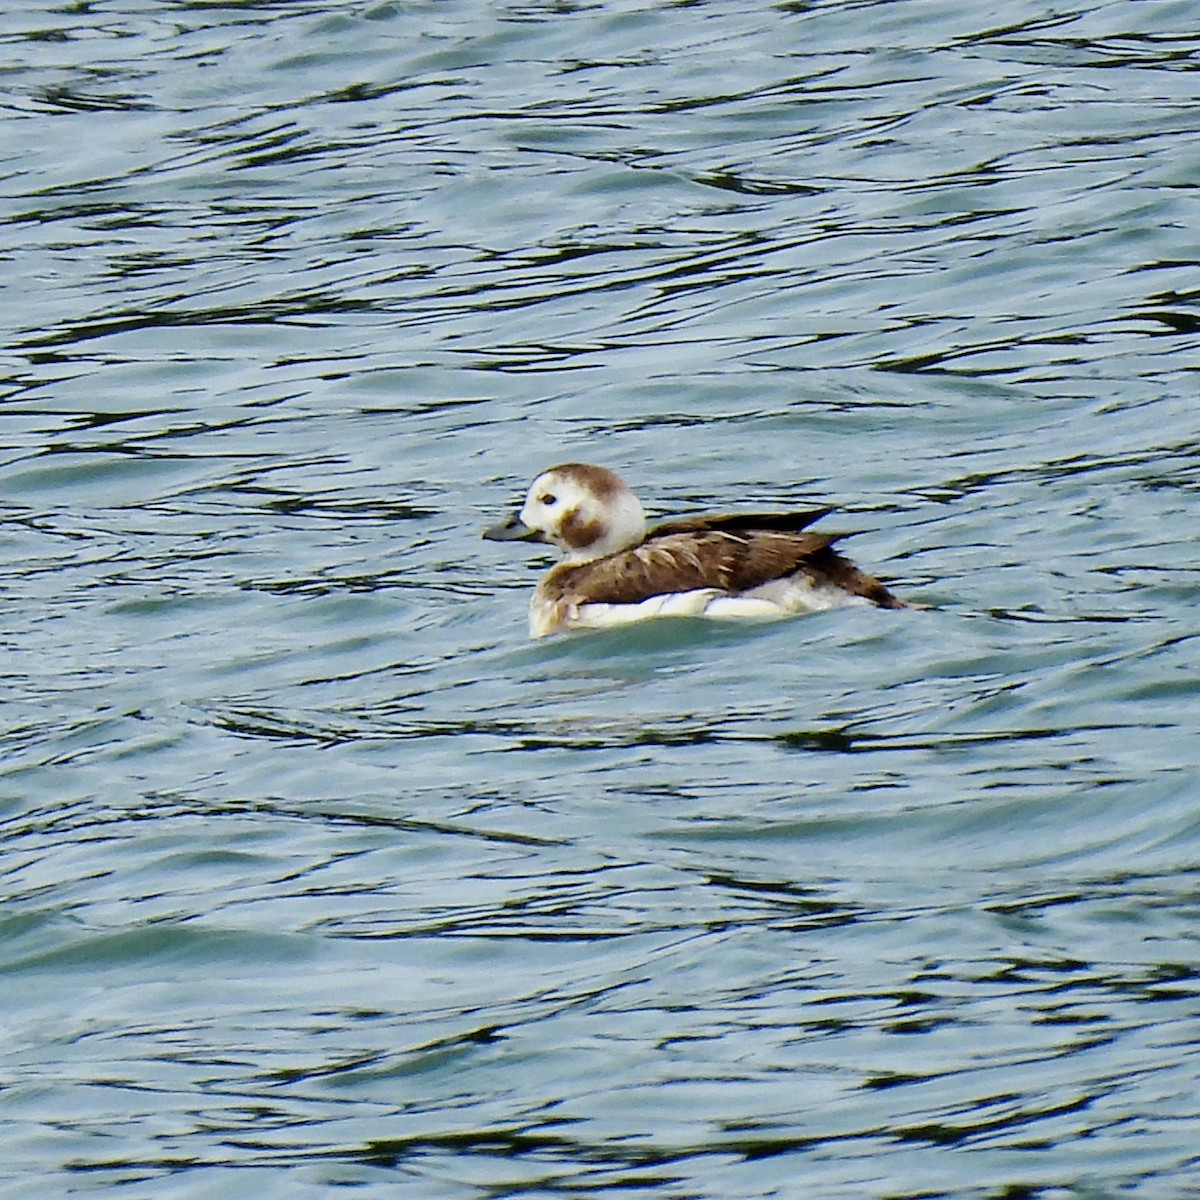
[560,509,605,551]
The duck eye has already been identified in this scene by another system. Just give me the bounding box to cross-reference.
[538,493,557,507]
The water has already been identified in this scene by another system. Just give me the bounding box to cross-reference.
[3,1,1200,1196]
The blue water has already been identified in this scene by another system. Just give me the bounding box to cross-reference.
[4,1,1200,1196]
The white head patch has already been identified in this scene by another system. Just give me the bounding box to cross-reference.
[518,463,646,563]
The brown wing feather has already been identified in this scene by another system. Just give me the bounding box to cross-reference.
[647,509,833,539]
[542,528,897,607]
[801,545,908,609]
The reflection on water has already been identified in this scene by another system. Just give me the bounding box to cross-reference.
[3,0,1200,1196]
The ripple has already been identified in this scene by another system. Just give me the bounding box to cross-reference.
[4,1,1200,1197]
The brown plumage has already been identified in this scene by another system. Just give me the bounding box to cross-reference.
[539,521,906,610]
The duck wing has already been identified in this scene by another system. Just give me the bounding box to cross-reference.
[646,508,833,538]
[542,526,903,608]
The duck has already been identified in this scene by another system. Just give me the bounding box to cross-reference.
[483,463,908,638]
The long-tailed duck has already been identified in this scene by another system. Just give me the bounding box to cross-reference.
[483,463,907,638]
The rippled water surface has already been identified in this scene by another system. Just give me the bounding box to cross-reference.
[4,1,1200,1196]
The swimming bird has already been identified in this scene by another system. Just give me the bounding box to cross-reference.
[483,463,908,638]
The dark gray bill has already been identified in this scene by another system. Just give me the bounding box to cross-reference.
[482,513,544,542]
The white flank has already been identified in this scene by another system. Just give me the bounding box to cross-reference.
[560,578,870,635]
[571,588,719,630]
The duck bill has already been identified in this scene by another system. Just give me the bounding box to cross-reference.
[482,512,545,543]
